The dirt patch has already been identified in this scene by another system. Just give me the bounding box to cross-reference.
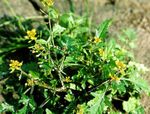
[0,0,38,17]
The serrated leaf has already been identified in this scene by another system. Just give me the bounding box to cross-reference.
[123,97,139,113]
[53,24,66,35]
[87,91,105,114]
[127,75,150,94]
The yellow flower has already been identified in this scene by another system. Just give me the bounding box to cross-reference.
[99,49,104,56]
[94,37,102,43]
[64,76,72,83]
[76,104,84,114]
[26,29,37,41]
[120,69,125,75]
[26,79,35,86]
[41,0,54,7]
[32,43,44,53]
[109,74,120,81]
[115,60,126,69]
[9,60,23,73]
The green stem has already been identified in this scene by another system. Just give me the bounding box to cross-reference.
[20,69,66,92]
[88,80,110,93]
[67,0,75,13]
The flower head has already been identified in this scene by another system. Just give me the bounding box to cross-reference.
[32,43,44,53]
[76,104,84,114]
[64,76,72,83]
[115,60,126,69]
[26,29,37,41]
[94,37,102,43]
[99,49,104,56]
[25,79,35,86]
[9,60,23,73]
[109,74,120,81]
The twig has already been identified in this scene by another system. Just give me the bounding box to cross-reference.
[88,80,110,93]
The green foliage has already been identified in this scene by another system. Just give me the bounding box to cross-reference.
[123,97,139,113]
[87,90,106,114]
[0,1,149,114]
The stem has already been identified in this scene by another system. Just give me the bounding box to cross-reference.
[58,71,65,88]
[58,56,66,88]
[67,0,75,13]
[21,69,66,92]
[88,80,110,93]
[39,96,51,108]
[0,77,9,84]
[23,88,31,94]
[20,69,31,78]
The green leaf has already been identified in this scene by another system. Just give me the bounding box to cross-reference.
[134,106,145,114]
[29,70,40,80]
[59,13,74,28]
[0,102,14,112]
[123,97,139,113]
[19,95,29,105]
[64,56,79,66]
[69,83,76,90]
[111,81,126,94]
[22,62,38,72]
[28,97,36,111]
[36,39,47,45]
[48,8,59,19]
[98,19,112,38]
[53,24,66,35]
[17,105,28,114]
[64,92,75,102]
[87,79,94,85]
[45,108,53,114]
[127,74,150,94]
[19,95,36,112]
[87,91,105,114]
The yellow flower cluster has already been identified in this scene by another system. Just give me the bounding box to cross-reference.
[109,74,120,81]
[94,37,102,43]
[26,29,37,41]
[99,49,104,56]
[9,60,23,73]
[32,43,44,53]
[41,0,54,7]
[64,76,72,83]
[115,60,126,75]
[76,104,84,114]
[26,79,35,86]
[115,60,126,69]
